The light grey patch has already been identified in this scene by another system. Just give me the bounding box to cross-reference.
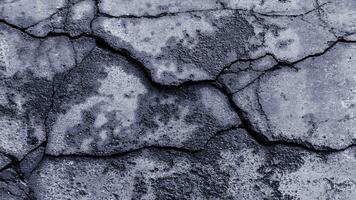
[35,36,76,79]
[46,48,115,155]
[254,43,356,149]
[0,0,67,28]
[317,0,356,36]
[251,55,277,71]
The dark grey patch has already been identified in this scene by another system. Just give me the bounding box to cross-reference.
[132,176,148,200]
[0,85,19,119]
[0,69,55,152]
[193,166,231,199]
[151,132,251,199]
[257,146,305,199]
[302,113,318,137]
[258,20,285,38]
[133,87,198,135]
[149,148,231,199]
[276,39,294,49]
[182,108,222,149]
[26,126,39,145]
[267,147,305,172]
[7,70,53,123]
[145,3,152,8]
[153,173,194,200]
[157,5,169,12]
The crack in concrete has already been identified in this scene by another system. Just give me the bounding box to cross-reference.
[96,2,327,20]
[1,14,356,179]
[43,126,239,159]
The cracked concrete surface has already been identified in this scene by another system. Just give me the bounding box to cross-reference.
[0,0,356,199]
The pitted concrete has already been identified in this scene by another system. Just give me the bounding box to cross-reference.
[0,0,355,199]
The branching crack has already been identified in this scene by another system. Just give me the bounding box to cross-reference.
[0,12,355,175]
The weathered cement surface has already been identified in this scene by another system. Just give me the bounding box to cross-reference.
[30,130,356,200]
[0,0,356,199]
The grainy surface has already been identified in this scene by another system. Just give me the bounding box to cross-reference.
[0,0,356,199]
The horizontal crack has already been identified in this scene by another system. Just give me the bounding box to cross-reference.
[44,126,239,159]
[97,3,326,20]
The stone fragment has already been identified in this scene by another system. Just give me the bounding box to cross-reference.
[93,11,255,85]
[26,0,96,37]
[93,10,335,85]
[234,42,356,149]
[0,0,67,28]
[46,47,240,156]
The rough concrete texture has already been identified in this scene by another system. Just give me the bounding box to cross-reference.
[0,0,356,199]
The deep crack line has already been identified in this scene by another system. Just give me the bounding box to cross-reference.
[214,83,356,155]
[1,16,356,160]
